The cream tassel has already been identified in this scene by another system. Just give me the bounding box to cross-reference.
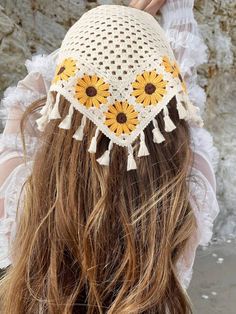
[88,127,100,153]
[58,104,74,129]
[127,145,137,171]
[176,100,187,119]
[36,114,49,132]
[152,118,165,143]
[163,107,176,132]
[49,92,61,119]
[96,140,113,166]
[138,131,149,157]
[72,115,87,141]
[39,91,53,116]
[186,101,204,127]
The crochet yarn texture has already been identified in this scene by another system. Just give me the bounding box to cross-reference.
[36,5,203,171]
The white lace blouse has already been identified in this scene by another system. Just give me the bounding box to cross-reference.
[0,0,219,289]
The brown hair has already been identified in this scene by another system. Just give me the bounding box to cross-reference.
[0,95,195,313]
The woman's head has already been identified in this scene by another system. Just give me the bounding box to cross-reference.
[0,4,202,313]
[0,95,195,313]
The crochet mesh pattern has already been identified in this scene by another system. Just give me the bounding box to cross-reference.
[36,5,203,171]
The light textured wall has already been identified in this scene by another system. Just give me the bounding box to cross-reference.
[0,0,235,238]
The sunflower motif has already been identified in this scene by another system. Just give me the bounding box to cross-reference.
[162,56,187,93]
[104,101,139,136]
[52,58,77,84]
[131,70,167,106]
[75,75,110,108]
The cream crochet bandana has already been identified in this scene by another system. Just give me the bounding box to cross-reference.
[36,4,203,171]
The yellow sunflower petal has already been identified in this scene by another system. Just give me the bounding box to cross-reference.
[116,124,123,136]
[96,78,105,87]
[96,95,107,104]
[75,91,87,98]
[122,124,131,134]
[105,112,115,119]
[98,83,109,91]
[136,74,146,85]
[108,105,118,114]
[92,97,100,108]
[136,92,146,104]
[151,94,157,105]
[122,102,129,111]
[150,71,157,81]
[127,112,138,119]
[114,101,122,112]
[143,96,151,107]
[98,90,110,97]
[110,123,118,132]
[105,119,117,126]
[154,92,163,102]
[83,75,92,85]
[128,118,139,125]
[125,106,136,114]
[91,75,98,85]
[78,95,89,105]
[132,81,143,89]
[156,88,167,95]
[152,74,163,83]
[132,89,144,97]
[127,124,136,131]
[143,71,151,81]
[77,78,87,88]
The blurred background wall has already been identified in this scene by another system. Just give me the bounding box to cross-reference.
[0,0,235,239]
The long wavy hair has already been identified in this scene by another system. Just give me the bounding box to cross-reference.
[0,94,195,313]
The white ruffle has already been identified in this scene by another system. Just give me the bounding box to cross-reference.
[25,53,56,83]
[0,162,33,268]
[0,53,57,128]
[160,1,208,112]
[190,126,219,173]
[189,167,220,246]
[176,257,194,290]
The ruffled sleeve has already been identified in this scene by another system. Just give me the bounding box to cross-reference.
[160,1,220,289]
[160,0,208,112]
[176,126,220,289]
[0,51,58,268]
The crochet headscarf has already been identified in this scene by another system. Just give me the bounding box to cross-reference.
[36,5,203,171]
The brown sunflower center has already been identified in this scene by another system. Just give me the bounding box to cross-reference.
[86,86,97,97]
[145,83,156,95]
[57,66,65,75]
[116,112,127,124]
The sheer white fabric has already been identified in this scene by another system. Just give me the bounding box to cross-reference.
[0,1,219,291]
[160,0,208,114]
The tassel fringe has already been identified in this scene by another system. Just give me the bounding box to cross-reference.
[88,127,100,153]
[152,118,165,143]
[39,91,53,116]
[127,145,137,171]
[59,104,74,130]
[176,100,187,119]
[163,107,176,132]
[49,92,62,119]
[138,131,149,157]
[73,115,87,140]
[97,140,113,166]
[36,114,49,132]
